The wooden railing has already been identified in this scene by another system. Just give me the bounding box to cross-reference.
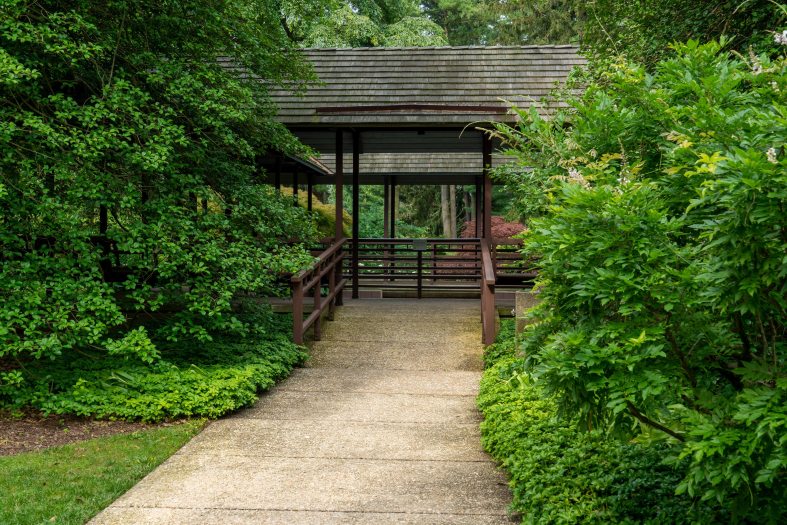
[291,238,347,344]
[345,238,482,295]
[480,238,497,345]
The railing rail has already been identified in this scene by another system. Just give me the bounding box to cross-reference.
[292,238,347,344]
[480,238,497,345]
[345,238,482,295]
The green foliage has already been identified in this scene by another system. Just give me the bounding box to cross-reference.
[494,39,787,519]
[583,0,781,65]
[0,420,204,524]
[300,0,447,48]
[479,325,716,524]
[0,1,318,365]
[422,0,584,45]
[1,306,306,422]
[279,186,352,238]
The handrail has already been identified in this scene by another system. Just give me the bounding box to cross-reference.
[480,238,497,345]
[291,237,347,344]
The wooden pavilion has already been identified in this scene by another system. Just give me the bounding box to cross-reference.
[247,45,584,344]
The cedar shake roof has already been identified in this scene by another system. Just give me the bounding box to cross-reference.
[268,45,584,127]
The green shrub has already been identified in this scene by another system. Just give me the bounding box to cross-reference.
[492,38,787,519]
[479,330,719,524]
[0,306,306,422]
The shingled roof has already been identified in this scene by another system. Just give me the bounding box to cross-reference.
[270,46,584,127]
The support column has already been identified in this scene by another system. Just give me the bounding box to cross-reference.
[474,177,481,238]
[351,131,360,299]
[389,176,397,239]
[334,131,344,241]
[383,176,390,238]
[482,134,492,239]
[334,130,344,306]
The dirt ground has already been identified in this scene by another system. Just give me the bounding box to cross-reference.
[0,411,165,456]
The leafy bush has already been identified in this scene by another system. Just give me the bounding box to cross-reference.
[0,305,306,422]
[492,39,787,520]
[0,1,319,364]
[479,323,719,524]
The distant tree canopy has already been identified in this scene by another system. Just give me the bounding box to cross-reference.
[422,0,776,63]
[582,0,777,64]
[422,0,584,46]
[286,0,448,47]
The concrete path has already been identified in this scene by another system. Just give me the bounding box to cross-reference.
[92,299,513,524]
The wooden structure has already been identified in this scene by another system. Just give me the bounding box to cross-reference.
[245,45,584,344]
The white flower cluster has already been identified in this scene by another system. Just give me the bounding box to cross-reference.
[567,167,590,189]
[766,147,778,164]
[775,30,787,46]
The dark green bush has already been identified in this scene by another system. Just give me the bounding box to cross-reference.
[479,324,720,524]
[0,307,306,422]
[492,37,787,520]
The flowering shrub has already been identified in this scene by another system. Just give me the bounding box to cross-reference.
[493,40,787,520]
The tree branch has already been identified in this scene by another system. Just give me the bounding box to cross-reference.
[626,401,684,442]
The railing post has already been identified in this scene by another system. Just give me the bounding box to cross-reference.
[417,250,423,299]
[313,275,322,341]
[328,254,336,321]
[335,241,344,306]
[431,243,437,282]
[293,279,304,344]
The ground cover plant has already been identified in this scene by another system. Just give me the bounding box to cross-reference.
[1,303,306,422]
[479,321,719,523]
[491,31,787,522]
[0,420,203,525]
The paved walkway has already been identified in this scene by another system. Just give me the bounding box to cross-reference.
[92,299,513,524]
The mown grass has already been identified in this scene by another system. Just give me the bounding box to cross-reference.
[0,420,204,525]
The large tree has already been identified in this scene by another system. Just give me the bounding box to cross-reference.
[0,0,323,362]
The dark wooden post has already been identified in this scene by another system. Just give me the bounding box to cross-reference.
[383,177,390,237]
[389,176,397,280]
[351,131,360,299]
[335,131,344,240]
[475,177,482,238]
[293,279,304,344]
[389,176,396,239]
[313,276,322,340]
[334,130,344,305]
[482,134,492,239]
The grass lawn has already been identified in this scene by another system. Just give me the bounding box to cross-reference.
[0,420,205,525]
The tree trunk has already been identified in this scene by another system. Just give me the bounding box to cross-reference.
[449,185,457,238]
[441,185,451,238]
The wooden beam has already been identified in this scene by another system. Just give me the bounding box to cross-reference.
[351,131,360,299]
[475,177,481,238]
[482,134,492,239]
[334,130,344,241]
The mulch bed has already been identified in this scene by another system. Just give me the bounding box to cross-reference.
[0,411,165,456]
